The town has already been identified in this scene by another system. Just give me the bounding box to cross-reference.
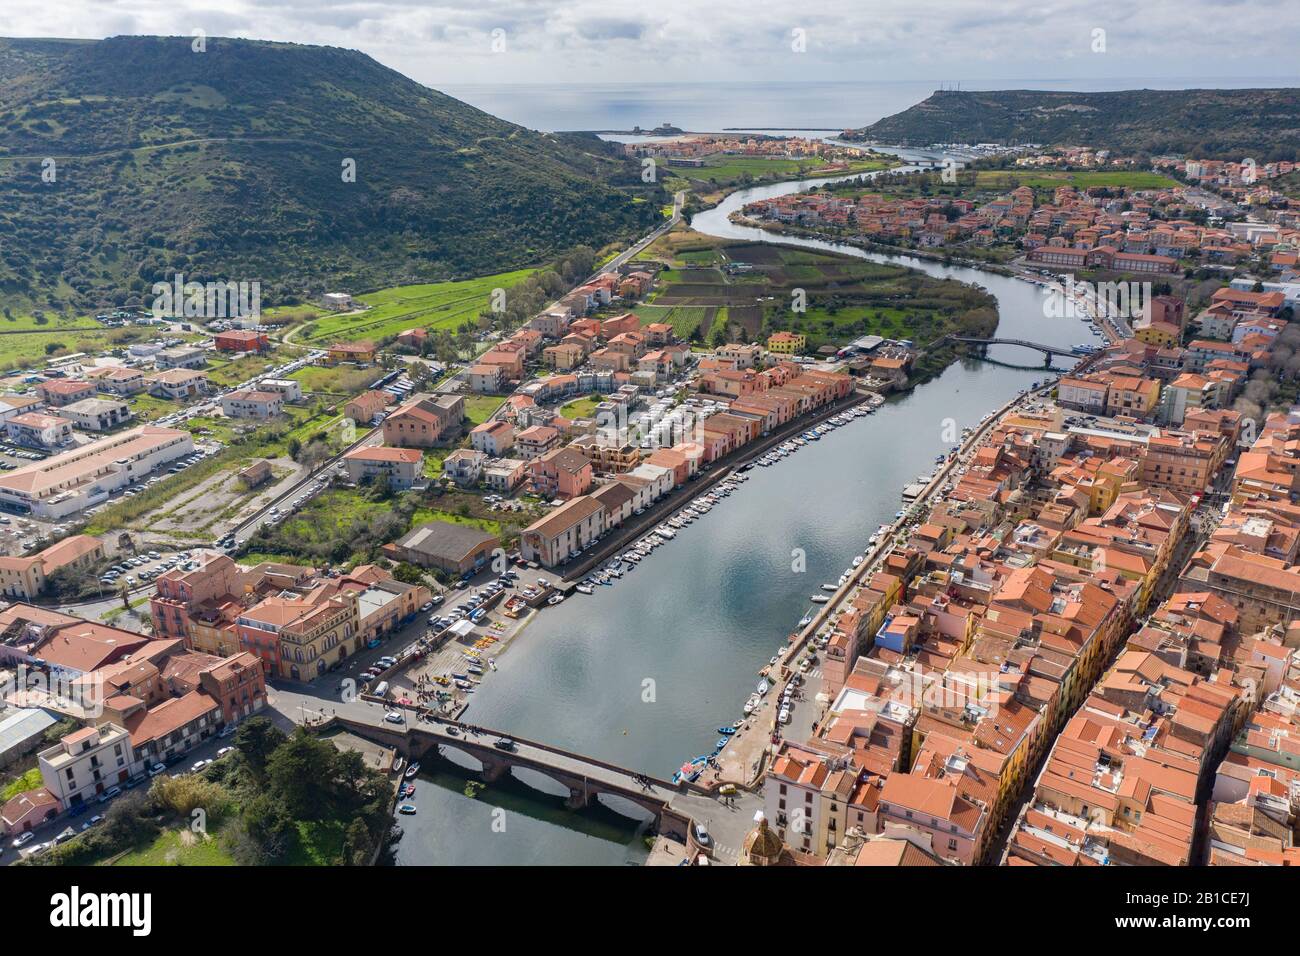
[0,19,1297,900]
[4,130,1300,870]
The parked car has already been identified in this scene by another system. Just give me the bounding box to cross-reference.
[98,786,122,803]
[10,831,35,849]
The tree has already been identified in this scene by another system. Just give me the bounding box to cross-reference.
[266,729,337,818]
[342,817,373,866]
[233,716,286,784]
[232,792,295,864]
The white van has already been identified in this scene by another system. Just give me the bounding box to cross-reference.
[373,681,389,697]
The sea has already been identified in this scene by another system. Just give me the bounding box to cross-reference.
[438,77,1300,134]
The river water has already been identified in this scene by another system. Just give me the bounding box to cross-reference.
[395,150,1089,866]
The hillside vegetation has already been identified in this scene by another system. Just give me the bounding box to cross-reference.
[0,36,661,314]
[846,88,1300,160]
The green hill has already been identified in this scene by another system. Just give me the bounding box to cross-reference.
[0,35,660,313]
[846,88,1300,161]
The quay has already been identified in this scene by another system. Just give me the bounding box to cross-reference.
[559,386,876,582]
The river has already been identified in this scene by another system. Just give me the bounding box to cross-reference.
[394,150,1089,866]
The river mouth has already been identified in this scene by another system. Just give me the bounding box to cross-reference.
[395,147,1085,865]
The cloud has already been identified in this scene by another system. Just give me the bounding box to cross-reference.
[4,0,1298,87]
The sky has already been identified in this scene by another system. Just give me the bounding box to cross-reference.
[3,0,1298,88]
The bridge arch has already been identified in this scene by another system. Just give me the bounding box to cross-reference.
[594,791,658,822]
[432,741,487,774]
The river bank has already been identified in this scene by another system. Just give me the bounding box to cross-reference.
[391,148,1097,866]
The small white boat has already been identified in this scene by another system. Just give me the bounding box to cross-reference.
[576,584,593,595]
[757,679,770,696]
[810,594,830,604]
[743,694,759,715]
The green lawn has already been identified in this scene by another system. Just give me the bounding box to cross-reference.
[410,506,502,536]
[110,826,236,866]
[300,270,536,344]
[559,395,602,419]
[462,394,506,426]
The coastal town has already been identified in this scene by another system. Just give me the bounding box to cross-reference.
[0,18,1296,903]
[3,128,1300,873]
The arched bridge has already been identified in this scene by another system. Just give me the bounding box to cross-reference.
[938,335,1082,366]
[331,711,695,833]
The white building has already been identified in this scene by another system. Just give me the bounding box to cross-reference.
[0,425,194,519]
[38,723,138,810]
[61,397,132,432]
[259,379,303,402]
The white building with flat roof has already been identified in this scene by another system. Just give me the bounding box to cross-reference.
[38,723,137,810]
[0,425,194,519]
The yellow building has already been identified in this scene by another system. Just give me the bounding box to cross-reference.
[766,331,806,355]
[1103,374,1162,419]
[0,535,104,601]
[1133,320,1180,348]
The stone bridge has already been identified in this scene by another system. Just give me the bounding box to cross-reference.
[331,712,694,839]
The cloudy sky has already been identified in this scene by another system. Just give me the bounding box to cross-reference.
[6,0,1298,87]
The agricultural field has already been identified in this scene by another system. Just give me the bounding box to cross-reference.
[633,304,717,340]
[971,169,1181,191]
[297,269,536,344]
[671,152,897,190]
[835,165,1180,207]
[637,233,996,350]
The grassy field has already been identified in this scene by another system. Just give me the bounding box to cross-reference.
[110,826,236,866]
[972,169,1181,191]
[410,505,502,536]
[637,233,997,351]
[462,394,507,426]
[682,153,896,186]
[633,304,714,339]
[299,270,536,344]
[559,395,602,419]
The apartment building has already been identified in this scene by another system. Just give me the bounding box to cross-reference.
[520,495,606,567]
[342,445,423,490]
[382,395,465,447]
[61,397,132,432]
[38,724,137,810]
[221,389,284,420]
